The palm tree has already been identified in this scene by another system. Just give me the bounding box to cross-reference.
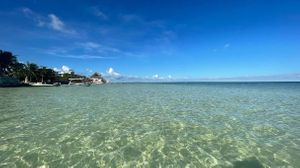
[91,72,101,79]
[90,72,106,83]
[25,63,38,82]
[0,50,17,76]
[45,68,58,83]
[38,67,47,83]
[11,62,26,81]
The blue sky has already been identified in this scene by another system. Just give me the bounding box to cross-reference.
[0,0,300,81]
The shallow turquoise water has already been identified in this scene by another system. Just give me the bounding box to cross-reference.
[0,83,300,167]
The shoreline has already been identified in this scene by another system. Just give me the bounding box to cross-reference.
[1,81,300,88]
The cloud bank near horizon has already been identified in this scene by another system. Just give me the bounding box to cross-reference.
[102,67,300,82]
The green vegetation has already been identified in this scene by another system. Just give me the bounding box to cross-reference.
[91,72,107,83]
[0,49,58,83]
[0,49,106,84]
[0,50,17,76]
[58,72,86,84]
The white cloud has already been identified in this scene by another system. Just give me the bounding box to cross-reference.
[54,65,73,74]
[53,67,60,72]
[77,42,124,54]
[120,14,142,23]
[21,7,45,26]
[153,74,159,79]
[86,68,93,74]
[48,14,74,33]
[150,74,172,80]
[212,43,230,52]
[58,54,114,59]
[62,66,70,72]
[42,44,118,59]
[224,43,230,48]
[152,74,167,80]
[120,13,164,28]
[85,42,101,49]
[78,42,101,50]
[102,69,177,82]
[48,14,65,31]
[106,67,121,76]
[92,8,108,20]
[76,41,136,58]
[21,7,33,15]
[62,65,72,74]
[37,20,46,27]
[21,8,74,34]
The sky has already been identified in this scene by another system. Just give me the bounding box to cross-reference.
[0,0,300,81]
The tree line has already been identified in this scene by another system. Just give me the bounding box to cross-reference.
[0,49,105,84]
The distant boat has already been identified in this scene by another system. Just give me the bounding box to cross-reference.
[68,77,93,86]
[52,82,61,87]
[29,82,55,87]
[68,78,85,86]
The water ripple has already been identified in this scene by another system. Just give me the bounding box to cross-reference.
[0,83,299,167]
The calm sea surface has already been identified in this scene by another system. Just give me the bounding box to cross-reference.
[0,83,300,167]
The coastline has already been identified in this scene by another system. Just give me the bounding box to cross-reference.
[2,80,300,88]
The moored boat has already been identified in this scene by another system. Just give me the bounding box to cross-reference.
[29,82,55,87]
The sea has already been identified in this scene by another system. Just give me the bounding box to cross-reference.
[0,82,299,167]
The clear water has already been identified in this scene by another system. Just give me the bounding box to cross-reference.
[0,83,299,167]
